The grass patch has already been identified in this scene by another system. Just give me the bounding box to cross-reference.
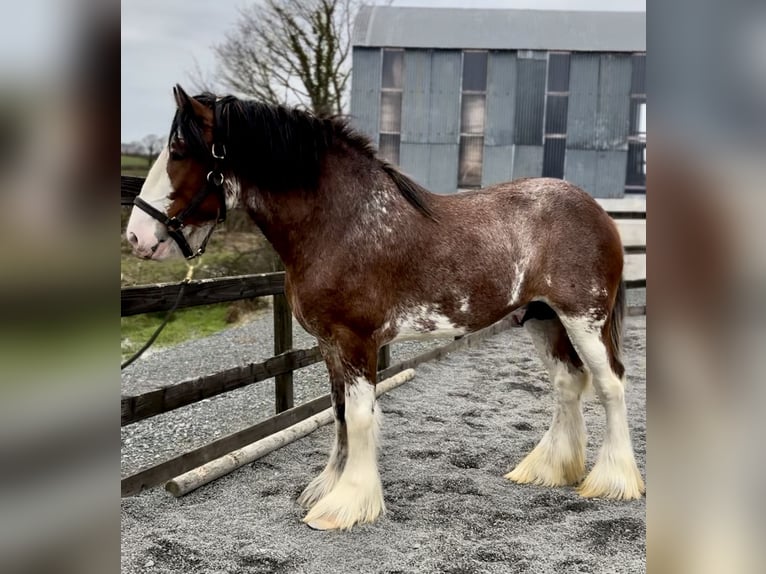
[121,304,231,360]
[121,154,150,178]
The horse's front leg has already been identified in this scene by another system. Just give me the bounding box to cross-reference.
[298,342,348,509]
[302,336,384,530]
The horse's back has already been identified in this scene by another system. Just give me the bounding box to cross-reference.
[435,177,621,258]
[422,177,623,323]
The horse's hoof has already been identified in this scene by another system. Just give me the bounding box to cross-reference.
[305,517,339,531]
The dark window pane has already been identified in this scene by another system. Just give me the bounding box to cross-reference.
[547,53,571,92]
[542,137,566,178]
[461,94,486,134]
[626,141,646,186]
[514,59,546,145]
[458,136,484,187]
[545,94,568,134]
[379,133,400,165]
[462,51,488,91]
[382,50,404,89]
[631,53,646,94]
[380,91,402,132]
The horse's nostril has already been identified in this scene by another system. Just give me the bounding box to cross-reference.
[127,232,138,246]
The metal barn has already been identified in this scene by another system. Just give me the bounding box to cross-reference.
[349,6,646,197]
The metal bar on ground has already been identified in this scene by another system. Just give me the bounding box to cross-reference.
[165,369,416,497]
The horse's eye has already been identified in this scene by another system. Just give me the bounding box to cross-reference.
[169,150,185,161]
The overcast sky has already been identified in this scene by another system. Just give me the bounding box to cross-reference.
[120,0,646,143]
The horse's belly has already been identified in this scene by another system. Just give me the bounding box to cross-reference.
[388,307,468,343]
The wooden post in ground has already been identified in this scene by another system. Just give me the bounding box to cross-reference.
[273,293,293,413]
[377,345,391,380]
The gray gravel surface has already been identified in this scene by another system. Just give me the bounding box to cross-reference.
[121,315,646,574]
[121,306,445,476]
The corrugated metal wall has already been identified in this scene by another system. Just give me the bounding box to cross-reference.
[565,54,600,149]
[595,54,632,150]
[428,51,462,144]
[349,48,381,141]
[483,51,516,185]
[564,53,631,197]
[401,50,431,143]
[349,46,636,198]
[427,51,461,192]
[399,50,432,185]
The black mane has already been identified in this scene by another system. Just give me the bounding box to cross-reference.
[170,94,434,219]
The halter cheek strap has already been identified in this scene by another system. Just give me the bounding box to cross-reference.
[133,99,230,260]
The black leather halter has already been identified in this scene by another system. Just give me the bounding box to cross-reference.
[133,100,229,260]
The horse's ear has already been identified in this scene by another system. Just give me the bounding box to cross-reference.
[173,84,191,110]
[172,84,212,126]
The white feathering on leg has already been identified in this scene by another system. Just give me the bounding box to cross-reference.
[559,314,645,500]
[303,378,385,530]
[297,420,345,509]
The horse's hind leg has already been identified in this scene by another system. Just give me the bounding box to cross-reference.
[558,310,645,499]
[506,314,589,486]
[302,337,384,530]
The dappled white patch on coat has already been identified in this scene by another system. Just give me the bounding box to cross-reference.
[509,259,528,306]
[589,285,608,298]
[545,274,552,287]
[458,296,470,313]
[391,304,466,342]
[347,186,401,241]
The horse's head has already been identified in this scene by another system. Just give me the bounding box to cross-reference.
[126,85,228,260]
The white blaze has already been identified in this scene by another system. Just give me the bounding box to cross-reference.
[125,147,173,257]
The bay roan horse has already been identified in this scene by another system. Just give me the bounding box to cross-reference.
[126,86,645,530]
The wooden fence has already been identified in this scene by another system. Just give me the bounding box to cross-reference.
[120,176,646,496]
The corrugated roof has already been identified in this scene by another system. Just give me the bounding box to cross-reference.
[352,6,645,52]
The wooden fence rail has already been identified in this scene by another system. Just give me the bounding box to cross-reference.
[120,175,646,496]
[121,347,322,426]
[121,273,285,316]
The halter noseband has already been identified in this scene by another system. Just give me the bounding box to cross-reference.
[134,100,229,260]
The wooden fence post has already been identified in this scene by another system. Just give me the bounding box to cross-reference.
[273,293,293,413]
[377,345,391,379]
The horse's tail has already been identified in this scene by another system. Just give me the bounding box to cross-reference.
[606,278,626,380]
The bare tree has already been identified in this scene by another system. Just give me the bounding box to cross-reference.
[141,134,164,166]
[121,141,145,156]
[211,0,358,117]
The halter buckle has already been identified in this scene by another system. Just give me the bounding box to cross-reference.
[211,142,226,159]
[167,216,184,231]
[207,171,225,187]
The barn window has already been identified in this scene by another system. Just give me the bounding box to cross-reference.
[379,49,404,164]
[625,53,646,192]
[458,51,487,188]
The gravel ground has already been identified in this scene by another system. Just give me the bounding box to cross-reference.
[121,311,646,574]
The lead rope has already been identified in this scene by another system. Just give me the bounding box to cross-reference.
[121,262,197,370]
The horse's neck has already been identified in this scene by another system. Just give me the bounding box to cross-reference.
[243,159,406,272]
